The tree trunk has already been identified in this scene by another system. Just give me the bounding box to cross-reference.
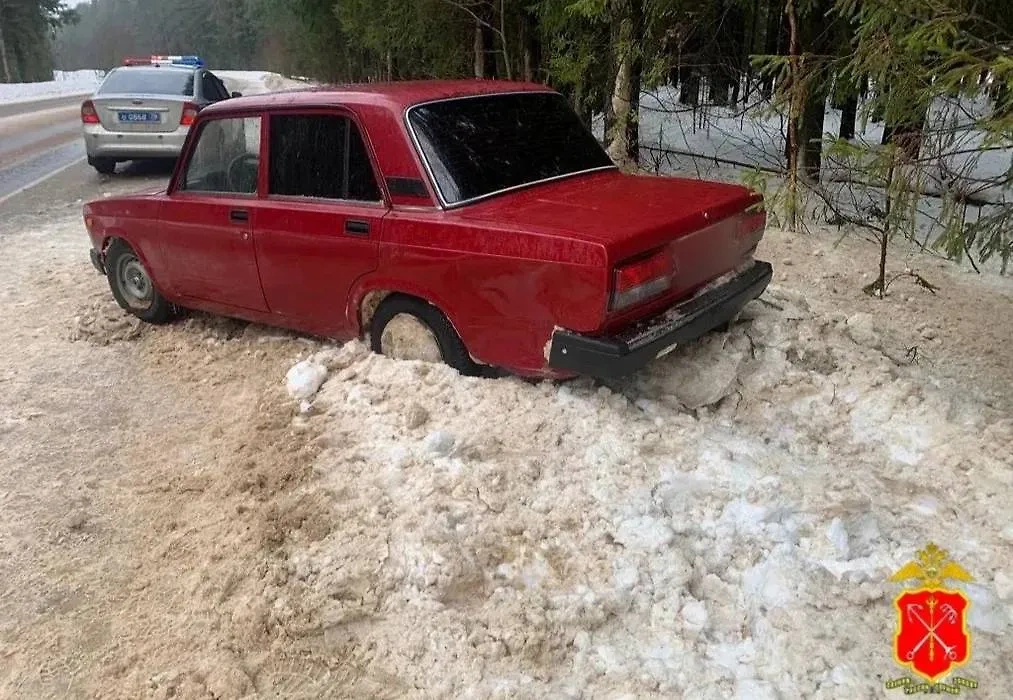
[838,90,858,139]
[474,22,484,78]
[625,0,644,164]
[498,0,511,79]
[608,45,633,166]
[760,0,784,99]
[799,81,828,181]
[796,0,833,180]
[679,65,699,106]
[0,19,11,84]
[521,9,540,82]
[743,0,762,103]
[784,0,801,230]
[483,24,497,77]
[709,69,731,106]
[606,0,643,169]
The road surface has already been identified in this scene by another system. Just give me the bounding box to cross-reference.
[0,95,94,204]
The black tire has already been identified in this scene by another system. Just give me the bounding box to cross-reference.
[370,294,481,376]
[91,158,115,175]
[104,239,173,324]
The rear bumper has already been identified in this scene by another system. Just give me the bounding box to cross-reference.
[83,123,188,160]
[547,259,773,379]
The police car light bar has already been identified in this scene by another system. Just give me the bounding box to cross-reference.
[122,55,204,68]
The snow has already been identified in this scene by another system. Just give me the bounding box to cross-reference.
[0,69,103,104]
[284,358,327,400]
[0,68,307,107]
[277,281,1013,696]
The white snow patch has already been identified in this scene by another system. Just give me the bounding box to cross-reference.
[273,283,1013,696]
[0,69,102,104]
[284,359,327,399]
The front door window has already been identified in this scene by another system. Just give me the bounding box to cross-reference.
[181,116,261,195]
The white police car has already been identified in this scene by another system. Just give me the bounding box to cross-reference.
[80,55,240,175]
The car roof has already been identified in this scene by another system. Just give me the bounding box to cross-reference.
[200,79,556,117]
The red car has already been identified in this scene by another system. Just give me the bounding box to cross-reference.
[83,80,771,379]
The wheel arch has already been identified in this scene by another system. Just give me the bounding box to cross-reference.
[349,281,464,338]
[99,232,170,296]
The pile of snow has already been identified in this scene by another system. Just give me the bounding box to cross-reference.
[215,70,311,96]
[272,285,1013,696]
[0,69,103,104]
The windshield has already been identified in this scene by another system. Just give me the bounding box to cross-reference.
[407,91,615,206]
[98,68,195,96]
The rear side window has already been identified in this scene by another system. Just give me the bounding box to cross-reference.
[201,72,228,101]
[181,116,261,194]
[98,68,195,96]
[268,114,381,202]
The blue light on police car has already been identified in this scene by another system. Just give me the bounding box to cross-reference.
[149,54,204,68]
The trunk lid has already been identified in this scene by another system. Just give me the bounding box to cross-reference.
[458,169,765,301]
[92,94,186,133]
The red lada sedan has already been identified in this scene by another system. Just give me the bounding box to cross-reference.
[82,80,771,379]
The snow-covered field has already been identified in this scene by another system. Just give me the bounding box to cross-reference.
[0,69,103,104]
[270,267,1012,697]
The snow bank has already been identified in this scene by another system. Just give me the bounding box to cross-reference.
[274,286,1013,696]
[214,70,311,96]
[0,69,103,105]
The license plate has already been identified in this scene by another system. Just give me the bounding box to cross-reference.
[117,111,161,123]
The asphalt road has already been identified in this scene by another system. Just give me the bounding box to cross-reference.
[0,94,93,204]
[0,95,175,225]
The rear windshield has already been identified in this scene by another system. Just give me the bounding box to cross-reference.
[407,91,614,206]
[98,68,194,96]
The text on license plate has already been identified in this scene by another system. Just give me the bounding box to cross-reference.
[117,111,161,123]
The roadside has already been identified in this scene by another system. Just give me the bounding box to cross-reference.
[0,201,330,698]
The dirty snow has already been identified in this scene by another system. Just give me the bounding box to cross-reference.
[274,282,1013,697]
[1,193,1011,696]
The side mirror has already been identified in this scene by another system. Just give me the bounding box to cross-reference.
[231,91,242,98]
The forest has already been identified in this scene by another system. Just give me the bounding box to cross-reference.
[5,0,1013,283]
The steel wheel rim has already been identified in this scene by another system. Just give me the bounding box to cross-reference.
[117,255,153,309]
[380,313,443,363]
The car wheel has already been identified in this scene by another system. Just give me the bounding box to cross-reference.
[105,239,173,323]
[370,295,480,376]
[91,158,115,175]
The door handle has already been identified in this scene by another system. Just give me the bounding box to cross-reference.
[345,219,370,236]
[229,209,249,223]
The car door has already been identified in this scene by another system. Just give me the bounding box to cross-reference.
[159,113,269,312]
[251,110,387,336]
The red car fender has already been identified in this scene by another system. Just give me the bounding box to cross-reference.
[345,273,469,342]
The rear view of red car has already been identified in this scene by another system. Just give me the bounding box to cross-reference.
[82,79,771,379]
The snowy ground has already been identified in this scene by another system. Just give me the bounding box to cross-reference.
[0,155,1011,697]
[0,69,104,104]
[273,242,1013,698]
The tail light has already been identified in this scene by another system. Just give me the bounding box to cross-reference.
[81,100,100,124]
[180,102,199,126]
[610,248,675,311]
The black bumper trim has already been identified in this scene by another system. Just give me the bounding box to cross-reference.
[548,260,773,378]
[90,248,105,275]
